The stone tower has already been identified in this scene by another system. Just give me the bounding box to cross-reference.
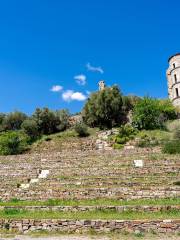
[167,53,180,106]
[98,80,106,91]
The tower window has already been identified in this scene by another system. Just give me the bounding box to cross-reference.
[176,88,179,97]
[173,63,176,68]
[174,74,177,83]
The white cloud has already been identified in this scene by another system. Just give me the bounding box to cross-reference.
[74,74,87,85]
[51,85,63,92]
[62,90,87,102]
[86,63,104,74]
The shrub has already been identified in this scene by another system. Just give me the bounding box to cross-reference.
[2,111,27,131]
[21,119,40,141]
[166,120,180,139]
[74,122,89,137]
[56,109,70,131]
[0,131,29,155]
[122,95,140,112]
[114,124,137,145]
[32,108,59,135]
[0,113,5,132]
[162,140,180,154]
[83,85,124,129]
[32,108,70,135]
[166,120,180,132]
[173,127,180,140]
[136,133,159,148]
[132,97,176,130]
[113,143,124,149]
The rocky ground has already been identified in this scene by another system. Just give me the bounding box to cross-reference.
[0,234,180,240]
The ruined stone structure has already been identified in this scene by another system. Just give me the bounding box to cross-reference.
[0,219,179,234]
[98,80,106,91]
[167,53,180,106]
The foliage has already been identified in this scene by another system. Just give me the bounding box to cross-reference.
[21,119,39,141]
[114,124,138,146]
[162,140,180,154]
[132,97,176,130]
[83,85,124,129]
[0,113,5,132]
[166,120,180,132]
[159,99,177,120]
[32,108,69,135]
[136,133,159,148]
[2,111,27,131]
[32,108,58,135]
[173,127,180,140]
[113,143,124,149]
[0,131,29,155]
[166,120,180,140]
[74,122,89,137]
[55,109,70,131]
[122,95,140,112]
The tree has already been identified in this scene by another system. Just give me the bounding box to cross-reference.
[21,119,39,141]
[32,108,59,135]
[56,109,70,131]
[0,113,6,132]
[32,108,70,135]
[83,85,123,129]
[2,111,27,131]
[132,97,176,130]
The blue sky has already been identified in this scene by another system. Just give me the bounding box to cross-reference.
[0,0,180,114]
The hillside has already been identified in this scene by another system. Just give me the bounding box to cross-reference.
[0,129,179,238]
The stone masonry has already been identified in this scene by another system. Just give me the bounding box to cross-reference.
[167,53,180,106]
[0,219,179,234]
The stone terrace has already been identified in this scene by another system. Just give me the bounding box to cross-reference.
[0,136,180,201]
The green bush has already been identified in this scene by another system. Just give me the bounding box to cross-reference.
[83,85,124,129]
[162,140,180,154]
[32,108,70,135]
[115,124,137,144]
[113,143,124,149]
[21,119,40,141]
[136,133,159,148]
[2,111,27,131]
[122,95,140,112]
[132,97,176,130]
[166,120,180,132]
[173,127,180,140]
[32,108,59,135]
[56,109,70,131]
[0,131,29,155]
[0,113,5,132]
[74,122,89,137]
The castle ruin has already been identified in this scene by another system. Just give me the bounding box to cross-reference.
[98,80,106,91]
[167,53,180,106]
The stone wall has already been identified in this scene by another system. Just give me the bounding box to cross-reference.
[1,205,179,212]
[0,219,179,234]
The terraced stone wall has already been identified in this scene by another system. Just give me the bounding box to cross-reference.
[0,219,179,234]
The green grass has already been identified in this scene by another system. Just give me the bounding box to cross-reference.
[0,198,179,207]
[137,129,172,142]
[0,209,179,220]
